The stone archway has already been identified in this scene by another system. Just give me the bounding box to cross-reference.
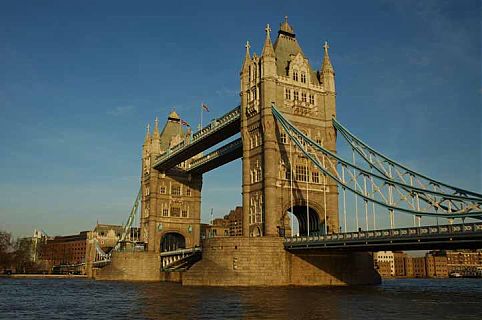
[285,203,325,236]
[251,226,262,237]
[160,232,186,252]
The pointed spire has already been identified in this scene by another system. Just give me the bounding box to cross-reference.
[245,40,251,57]
[152,116,160,139]
[144,123,151,142]
[321,41,334,73]
[261,24,275,57]
[242,40,251,70]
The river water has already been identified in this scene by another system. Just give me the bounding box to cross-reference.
[1,278,481,319]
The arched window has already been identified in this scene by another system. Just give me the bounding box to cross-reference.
[301,72,306,83]
[293,70,299,81]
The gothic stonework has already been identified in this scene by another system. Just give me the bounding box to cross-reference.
[140,111,202,253]
[241,18,339,237]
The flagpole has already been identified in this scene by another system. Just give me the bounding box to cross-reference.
[200,103,203,129]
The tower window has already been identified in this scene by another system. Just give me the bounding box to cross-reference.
[182,209,188,218]
[171,185,181,195]
[280,132,287,144]
[171,207,181,217]
[294,91,299,101]
[309,94,315,104]
[162,208,169,217]
[160,186,166,194]
[293,71,299,81]
[285,88,291,100]
[301,72,306,83]
[295,165,308,182]
[312,172,320,183]
[186,188,191,196]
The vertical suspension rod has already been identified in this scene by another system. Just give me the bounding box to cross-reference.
[342,165,347,233]
[352,149,359,231]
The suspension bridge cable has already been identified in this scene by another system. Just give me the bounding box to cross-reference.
[271,105,482,219]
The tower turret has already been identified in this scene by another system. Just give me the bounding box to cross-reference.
[143,123,151,157]
[321,41,335,93]
[261,24,276,78]
[151,117,160,155]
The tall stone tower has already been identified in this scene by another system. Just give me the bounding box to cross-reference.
[140,111,202,252]
[240,18,339,237]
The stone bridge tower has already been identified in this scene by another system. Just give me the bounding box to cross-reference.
[140,112,202,252]
[240,18,339,237]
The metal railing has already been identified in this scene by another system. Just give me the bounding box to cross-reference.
[284,222,482,245]
[160,247,202,270]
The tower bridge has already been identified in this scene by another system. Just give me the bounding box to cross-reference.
[91,18,482,285]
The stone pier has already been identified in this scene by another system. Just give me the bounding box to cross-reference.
[182,237,381,286]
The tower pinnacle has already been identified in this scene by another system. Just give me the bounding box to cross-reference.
[242,40,252,71]
[245,40,251,53]
[144,123,151,144]
[279,16,295,36]
[152,116,160,139]
[261,24,275,57]
[321,41,334,73]
[265,24,271,38]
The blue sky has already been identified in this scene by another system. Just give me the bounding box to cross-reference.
[0,0,480,237]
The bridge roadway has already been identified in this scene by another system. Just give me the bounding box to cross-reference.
[153,106,241,172]
[284,222,482,252]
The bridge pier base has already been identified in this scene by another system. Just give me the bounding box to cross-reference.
[183,237,381,286]
[94,251,161,281]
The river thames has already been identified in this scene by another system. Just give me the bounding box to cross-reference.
[1,278,481,319]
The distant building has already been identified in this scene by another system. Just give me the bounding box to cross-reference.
[39,231,89,271]
[425,251,448,278]
[376,261,392,278]
[200,218,230,239]
[412,257,426,278]
[446,249,482,277]
[393,251,407,276]
[404,256,414,277]
[374,251,395,277]
[224,206,243,237]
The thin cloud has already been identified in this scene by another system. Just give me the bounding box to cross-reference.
[107,105,135,116]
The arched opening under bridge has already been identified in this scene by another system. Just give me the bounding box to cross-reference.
[160,232,186,252]
[287,205,324,236]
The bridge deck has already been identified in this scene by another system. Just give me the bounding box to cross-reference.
[284,222,482,252]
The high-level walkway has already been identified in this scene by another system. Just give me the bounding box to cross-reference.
[153,106,241,171]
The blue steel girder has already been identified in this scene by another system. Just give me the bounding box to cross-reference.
[271,104,482,219]
[153,106,241,171]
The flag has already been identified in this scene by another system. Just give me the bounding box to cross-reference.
[201,103,210,112]
[180,119,190,127]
